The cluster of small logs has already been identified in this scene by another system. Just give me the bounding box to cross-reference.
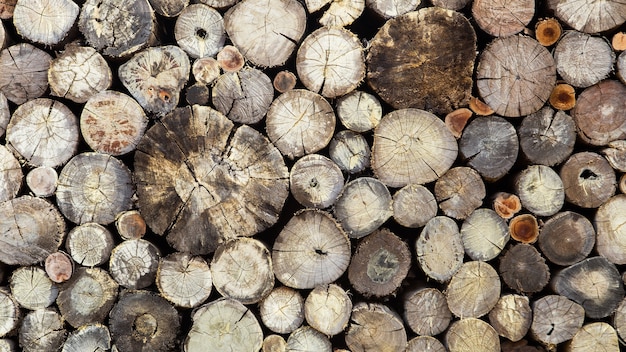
[3,0,626,351]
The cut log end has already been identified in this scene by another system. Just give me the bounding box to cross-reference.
[549,83,576,110]
[535,18,562,46]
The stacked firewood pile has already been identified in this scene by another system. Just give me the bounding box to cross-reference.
[2,0,626,350]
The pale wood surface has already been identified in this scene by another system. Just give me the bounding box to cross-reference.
[548,0,626,33]
[308,0,364,27]
[472,0,534,36]
[392,184,437,228]
[595,194,626,264]
[65,223,114,267]
[446,261,500,318]
[404,288,451,336]
[406,336,446,352]
[460,208,510,261]
[13,0,78,46]
[61,324,111,352]
[515,165,564,217]
[259,287,304,334]
[26,167,57,198]
[334,177,392,238]
[10,266,58,310]
[489,294,532,342]
[192,57,220,85]
[345,302,407,352]
[445,318,500,352]
[148,0,188,17]
[566,322,620,352]
[366,0,419,18]
[19,309,66,352]
[560,152,616,208]
[286,326,331,352]
[289,154,343,208]
[554,31,614,88]
[212,67,274,124]
[328,130,371,174]
[217,45,245,72]
[530,295,585,345]
[156,252,212,308]
[0,288,19,338]
[44,252,73,283]
[602,140,626,172]
[336,90,382,132]
[0,92,7,136]
[262,335,287,352]
[304,284,351,336]
[109,239,160,290]
[174,4,225,59]
[0,145,22,203]
[415,216,464,282]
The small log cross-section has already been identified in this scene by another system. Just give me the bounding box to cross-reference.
[26,166,58,198]
[445,261,501,318]
[334,177,393,238]
[10,266,58,310]
[445,318,500,352]
[509,214,539,244]
[515,165,564,217]
[62,324,112,352]
[595,195,626,264]
[304,284,352,336]
[259,287,304,334]
[19,308,66,352]
[499,244,550,293]
[435,166,486,220]
[460,208,510,261]
[212,68,274,124]
[554,31,614,88]
[109,239,160,290]
[329,130,371,174]
[404,288,451,336]
[345,303,407,352]
[336,90,382,133]
[289,154,343,209]
[174,4,225,59]
[488,294,532,342]
[518,107,576,166]
[393,184,437,228]
[415,216,464,283]
[539,211,595,266]
[13,0,79,46]
[0,43,52,105]
[134,105,289,255]
[530,295,585,345]
[367,7,477,114]
[0,288,19,338]
[156,252,213,308]
[560,152,616,208]
[65,223,115,267]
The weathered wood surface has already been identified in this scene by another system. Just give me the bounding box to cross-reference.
[48,45,111,102]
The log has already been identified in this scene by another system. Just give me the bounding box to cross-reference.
[307,0,364,27]
[296,27,365,98]
[336,90,382,133]
[212,67,274,124]
[472,0,534,37]
[406,336,446,352]
[458,116,518,181]
[415,216,464,282]
[185,298,263,352]
[0,145,22,203]
[445,318,500,352]
[619,51,626,84]
[0,43,48,104]
[174,4,225,59]
[65,222,115,267]
[333,177,392,238]
[185,83,210,106]
[286,326,331,352]
[614,297,626,344]
[109,290,180,352]
[148,0,188,17]
[26,167,57,198]
[444,108,473,138]
[266,89,335,159]
[517,106,576,166]
[273,71,297,93]
[445,261,500,318]
[259,286,304,334]
[551,256,624,319]
[272,210,351,289]
[289,154,343,208]
[304,284,352,336]
[109,239,160,290]
[119,45,190,116]
[10,266,58,310]
[224,0,306,67]
[468,96,494,116]
[45,251,74,284]
[372,108,457,187]
[560,152,616,208]
[476,36,556,117]
[56,152,133,225]
[509,214,539,244]
[547,0,626,33]
[262,335,287,352]
[614,32,626,50]
[571,80,626,146]
[488,294,532,342]
[0,92,7,136]
[19,308,66,352]
[328,130,371,174]
[0,0,14,19]
[345,302,407,352]
[348,228,411,298]
[602,140,626,172]
[515,165,564,217]
[595,194,626,264]
[192,57,220,85]
[554,31,614,88]
[392,184,437,228]
[197,0,236,9]
[535,18,562,46]
[78,0,156,58]
[115,210,146,240]
[0,196,65,265]
[499,243,550,293]
[13,0,79,46]
[366,7,476,115]
[538,211,595,266]
[61,324,111,352]
[621,174,626,194]
[6,98,79,167]
[435,166,485,220]
[0,339,15,352]
[460,208,510,261]
[0,288,19,338]
[56,267,118,328]
[493,192,522,219]
[549,83,576,110]
[565,322,620,352]
[366,0,419,19]
[156,252,212,308]
[81,90,148,156]
[134,105,289,254]
[217,45,245,72]
[403,287,451,336]
[530,295,585,345]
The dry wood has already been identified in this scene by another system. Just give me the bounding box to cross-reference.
[0,196,64,265]
[185,83,210,106]
[0,92,7,136]
[472,0,534,37]
[0,288,19,337]
[345,302,407,352]
[404,287,451,336]
[619,52,626,84]
[476,36,555,117]
[307,0,364,27]
[109,290,180,352]
[79,0,156,58]
[366,0,419,18]
[266,89,335,159]
[109,239,160,290]
[435,166,485,220]
[445,318,500,352]
[19,308,66,352]
[595,194,626,264]
[192,57,220,85]
[572,80,626,146]
[445,108,473,138]
[26,167,57,198]
[0,339,15,352]
[135,105,289,254]
[547,0,626,33]
[560,152,616,208]
[621,174,626,194]
[538,211,595,266]
[7,98,79,167]
[372,108,457,187]
[289,154,343,208]
[336,90,382,133]
[13,0,78,46]
[61,324,111,352]
[273,71,297,93]
[406,336,446,352]
[446,261,500,318]
[602,140,626,172]
[115,210,146,240]
[509,214,539,244]
[460,208,509,261]
[259,286,304,334]
[217,45,244,72]
[565,322,619,352]
[549,83,576,110]
[515,165,564,217]
[392,184,437,228]
[56,267,118,328]
[286,327,331,351]
[0,0,14,19]
[224,0,306,67]
[535,18,562,46]
[458,116,518,181]
[367,8,476,115]
[212,67,274,124]
[614,297,626,344]
[488,294,532,342]
[185,297,263,352]
[469,96,494,116]
[333,177,392,238]
[196,0,236,9]
[415,216,464,282]
[65,222,115,267]
[10,266,58,310]
[119,45,190,116]
[149,0,188,17]
[56,152,133,225]
[156,252,212,308]
[296,27,364,98]
[493,192,522,219]
[613,32,626,50]
[0,145,22,203]
[328,130,370,174]
[174,4,225,59]
[272,209,351,289]
[499,244,550,293]
[530,295,585,345]
[262,335,287,352]
[45,252,73,284]
[554,31,614,88]
[0,43,51,105]
[518,106,576,166]
[304,284,351,336]
[552,256,624,319]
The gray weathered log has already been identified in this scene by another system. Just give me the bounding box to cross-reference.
[289,154,343,209]
[109,239,160,290]
[547,0,626,33]
[345,302,407,352]
[472,0,534,37]
[404,287,451,336]
[538,211,595,266]
[304,284,351,336]
[560,152,616,208]
[174,4,225,59]
[65,223,115,267]
[530,295,585,345]
[435,166,485,220]
[499,244,550,293]
[10,266,58,310]
[518,107,576,166]
[212,68,274,124]
[13,0,79,46]
[19,308,66,352]
[156,252,212,308]
[259,287,304,334]
[328,130,370,174]
[415,216,464,282]
[596,194,626,264]
[334,177,392,238]
[392,184,437,228]
[554,31,615,88]
[0,43,51,105]
[572,80,626,146]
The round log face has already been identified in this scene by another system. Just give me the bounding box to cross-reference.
[548,0,626,33]
[135,105,289,255]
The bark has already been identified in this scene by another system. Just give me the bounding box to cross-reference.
[345,302,407,352]
[403,287,451,336]
[488,294,532,342]
[156,252,212,308]
[65,223,115,267]
[109,239,160,290]
[472,0,534,37]
[445,318,500,352]
[212,68,274,124]
[554,31,614,88]
[25,167,57,198]
[19,308,66,352]
[518,107,576,166]
[174,4,225,59]
[0,145,22,203]
[10,266,58,310]
[13,0,78,46]
[259,287,304,334]
[415,216,464,282]
[333,177,392,238]
[328,130,371,174]
[445,261,500,318]
[560,152,616,208]
[392,184,437,228]
[538,211,595,266]
[289,154,343,209]
[435,166,485,220]
[61,324,111,352]
[499,244,550,293]
[515,165,564,217]
[460,208,510,261]
[304,284,352,336]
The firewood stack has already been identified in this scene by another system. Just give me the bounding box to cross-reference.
[2,0,626,351]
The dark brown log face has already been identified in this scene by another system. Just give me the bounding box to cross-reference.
[367,7,476,115]
[499,244,550,293]
[538,211,595,266]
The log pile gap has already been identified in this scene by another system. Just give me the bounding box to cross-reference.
[2,0,626,351]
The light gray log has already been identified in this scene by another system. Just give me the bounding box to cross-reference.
[518,106,576,166]
[66,223,115,267]
[446,261,500,318]
[304,284,351,336]
[554,31,614,88]
[328,130,370,174]
[415,216,464,283]
[109,239,160,290]
[19,308,66,352]
[13,0,78,46]
[156,252,212,308]
[0,43,51,104]
[259,287,304,334]
[174,4,225,59]
[515,165,564,217]
[212,68,274,124]
[345,303,407,352]
[393,184,437,228]
[334,177,392,239]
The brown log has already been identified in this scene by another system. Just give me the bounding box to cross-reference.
[10,266,58,310]
[445,318,500,352]
[333,177,392,238]
[444,108,473,138]
[286,326,331,352]
[415,216,464,282]
[565,322,620,352]
[595,194,626,264]
[0,43,51,105]
[547,0,626,33]
[345,302,407,352]
[445,261,500,318]
[259,287,304,334]
[538,211,595,266]
[530,295,585,345]
[472,0,534,37]
[217,45,245,72]
[109,239,160,290]
[336,90,382,133]
[468,96,494,116]
[515,165,564,217]
[156,252,212,308]
[367,7,476,115]
[554,31,614,88]
[149,0,189,17]
[0,145,22,203]
[44,251,73,284]
[304,284,352,336]
[518,106,576,166]
[403,287,451,336]
[509,214,539,244]
[549,83,576,110]
[65,223,115,267]
[13,0,78,46]
[273,71,297,93]
[488,294,532,342]
[0,288,19,338]
[289,154,343,209]
[460,208,509,261]
[212,67,274,124]
[26,167,57,198]
[493,192,522,219]
[435,166,485,220]
[61,324,112,352]
[535,18,562,46]
[19,308,66,352]
[499,243,550,293]
[392,184,437,228]
[115,210,146,240]
[560,152,616,208]
[613,32,626,50]
[0,0,15,19]
[328,130,370,174]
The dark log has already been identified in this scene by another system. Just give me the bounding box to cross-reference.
[345,303,407,352]
[560,152,616,208]
[174,3,225,59]
[259,287,304,334]
[518,106,576,166]
[460,208,509,261]
[472,0,534,37]
[554,31,614,88]
[109,239,160,290]
[0,43,51,105]
[530,295,584,345]
[304,284,351,336]
[19,309,66,352]
[538,211,595,266]
[445,261,500,318]
[488,294,532,342]
[404,287,451,336]
[334,177,392,238]
[435,166,485,220]
[499,244,550,293]
[13,0,78,46]
[515,165,564,217]
[547,0,626,33]
[185,83,209,106]
[156,252,212,308]
[415,216,464,282]
[65,223,115,267]
[328,130,370,174]
[10,266,58,310]
[212,68,274,124]
[393,184,437,228]
[289,154,343,209]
